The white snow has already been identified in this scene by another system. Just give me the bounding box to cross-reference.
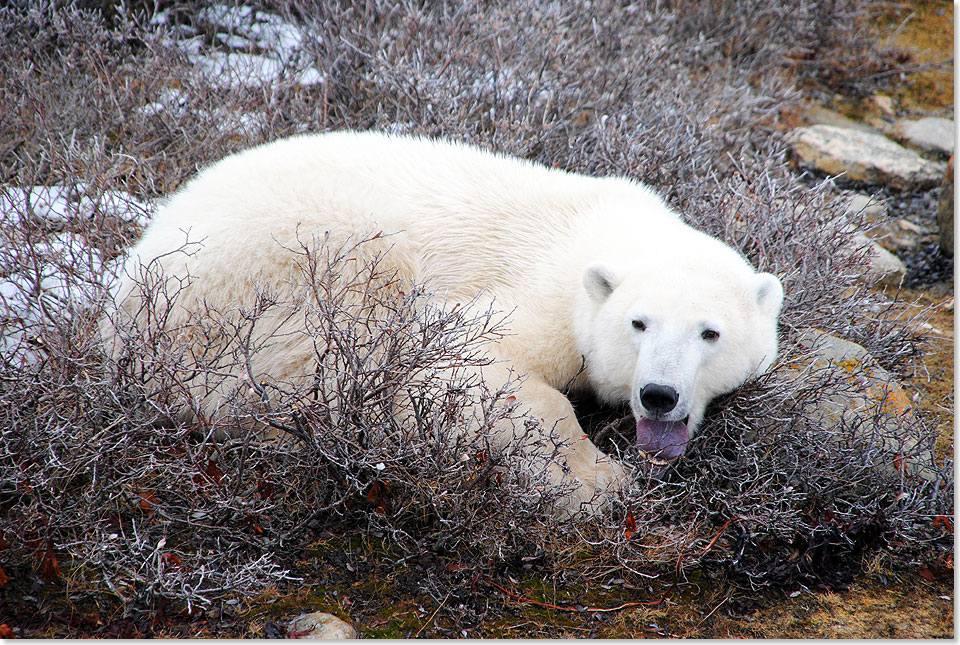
[0,185,150,366]
[176,4,324,90]
[136,87,268,137]
[0,184,149,227]
[187,51,323,89]
[4,3,327,366]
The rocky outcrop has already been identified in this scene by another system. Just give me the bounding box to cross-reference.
[783,329,939,483]
[785,125,947,191]
[895,117,954,157]
[854,232,906,287]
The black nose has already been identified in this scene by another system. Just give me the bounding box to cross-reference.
[640,383,678,414]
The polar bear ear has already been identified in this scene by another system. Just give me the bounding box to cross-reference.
[754,272,784,317]
[583,263,621,302]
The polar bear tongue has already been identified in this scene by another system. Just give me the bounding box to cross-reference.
[635,418,690,461]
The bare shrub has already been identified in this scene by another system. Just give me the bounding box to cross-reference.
[4,226,579,611]
[0,0,951,634]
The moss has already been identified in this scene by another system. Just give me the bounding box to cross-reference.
[875,0,954,113]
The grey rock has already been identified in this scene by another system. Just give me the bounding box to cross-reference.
[840,193,917,251]
[937,157,954,256]
[785,125,946,191]
[833,208,907,286]
[784,329,938,483]
[842,193,888,222]
[287,612,357,639]
[854,232,906,287]
[897,117,954,156]
[869,94,896,116]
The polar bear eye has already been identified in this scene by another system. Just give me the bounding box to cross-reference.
[631,319,646,332]
[701,329,720,341]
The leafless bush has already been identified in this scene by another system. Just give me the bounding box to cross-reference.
[0,0,951,633]
[4,228,575,612]
[651,0,917,96]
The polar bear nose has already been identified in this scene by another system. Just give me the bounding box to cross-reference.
[640,383,679,415]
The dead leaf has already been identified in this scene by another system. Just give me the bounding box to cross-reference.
[625,508,637,540]
[139,491,156,514]
[38,538,60,581]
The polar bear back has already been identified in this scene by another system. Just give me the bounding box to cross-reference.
[132,132,673,307]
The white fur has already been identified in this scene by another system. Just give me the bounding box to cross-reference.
[106,131,783,514]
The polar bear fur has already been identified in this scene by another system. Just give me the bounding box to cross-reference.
[105,131,783,514]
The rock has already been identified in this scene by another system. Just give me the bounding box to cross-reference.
[840,193,914,251]
[869,93,896,116]
[937,156,954,256]
[834,201,907,285]
[784,329,938,483]
[839,194,922,252]
[896,117,954,157]
[896,218,925,235]
[287,612,357,639]
[842,193,888,222]
[854,232,906,287]
[784,125,947,191]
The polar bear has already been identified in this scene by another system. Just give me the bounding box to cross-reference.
[104,131,783,514]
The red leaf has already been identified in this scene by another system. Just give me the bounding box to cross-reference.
[139,491,156,514]
[0,565,8,588]
[366,481,389,515]
[892,454,906,472]
[625,508,637,540]
[205,459,223,486]
[39,538,60,581]
[933,515,954,532]
[0,624,14,639]
[162,552,183,571]
[257,478,275,499]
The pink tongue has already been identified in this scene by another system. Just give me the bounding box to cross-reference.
[636,418,690,461]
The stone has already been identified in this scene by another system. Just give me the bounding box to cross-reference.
[840,193,911,250]
[842,193,888,223]
[783,329,938,483]
[287,612,357,639]
[839,194,927,253]
[896,218,925,235]
[937,156,953,256]
[784,125,947,191]
[854,232,906,287]
[833,205,907,286]
[896,117,954,156]
[869,94,896,116]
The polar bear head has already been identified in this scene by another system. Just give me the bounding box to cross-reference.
[575,231,783,465]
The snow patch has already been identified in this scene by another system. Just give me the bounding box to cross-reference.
[0,185,148,366]
[0,184,149,227]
